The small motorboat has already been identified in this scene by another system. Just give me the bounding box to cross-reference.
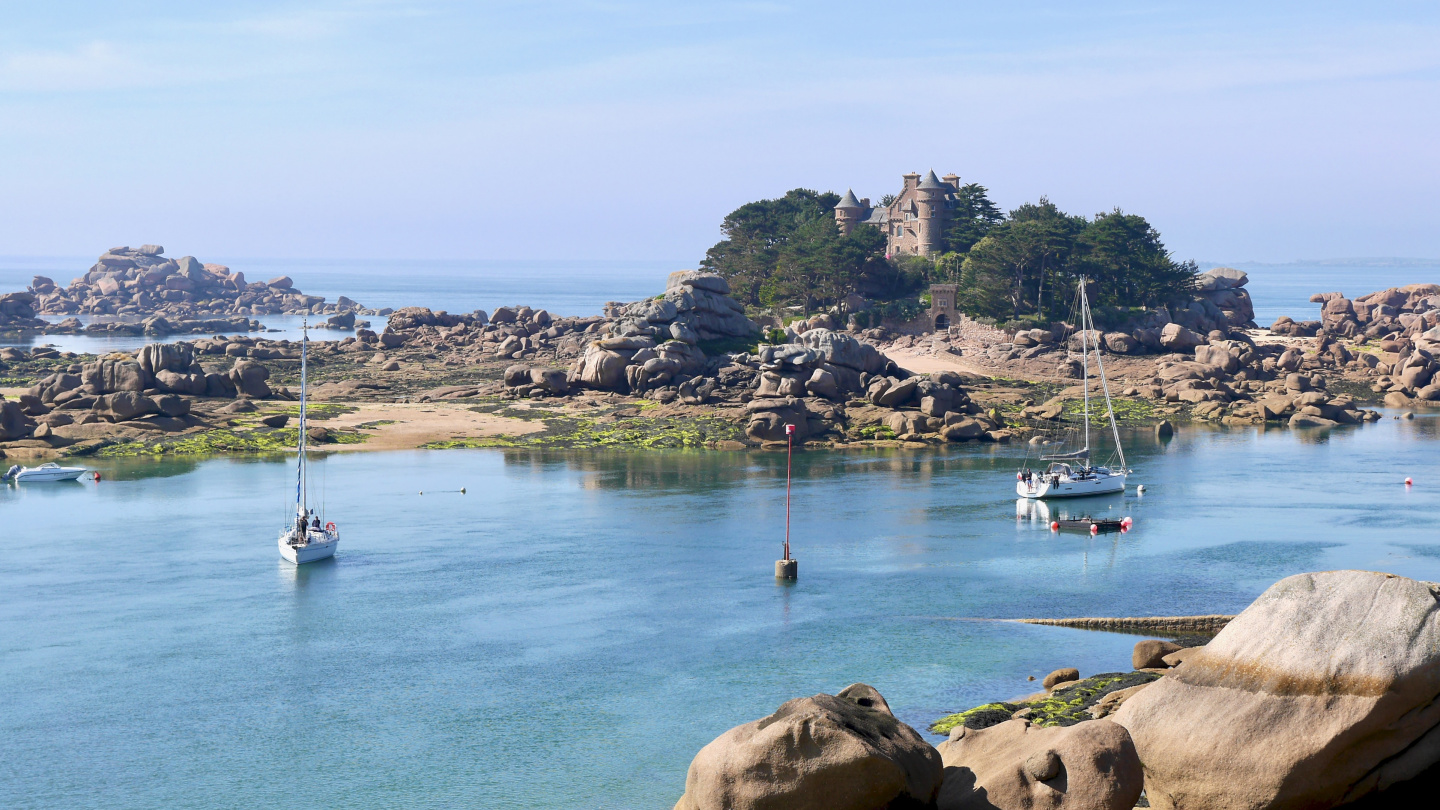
[4,462,88,483]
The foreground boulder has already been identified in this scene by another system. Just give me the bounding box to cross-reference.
[1116,570,1440,809]
[936,718,1142,810]
[675,683,942,810]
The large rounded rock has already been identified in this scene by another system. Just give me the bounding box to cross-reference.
[1132,640,1183,669]
[96,391,159,422]
[155,370,207,396]
[136,342,195,377]
[936,718,1142,810]
[675,683,943,810]
[82,358,150,394]
[1159,323,1204,352]
[1115,570,1440,809]
[745,398,811,443]
[0,399,35,439]
[228,359,272,398]
[577,345,629,390]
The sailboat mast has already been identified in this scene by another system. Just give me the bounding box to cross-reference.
[1084,291,1127,472]
[1080,279,1090,462]
[298,320,308,518]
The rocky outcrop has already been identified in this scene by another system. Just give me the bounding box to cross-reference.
[936,718,1143,810]
[0,398,37,439]
[1121,332,1389,427]
[608,271,760,344]
[1280,283,1440,341]
[0,292,48,331]
[674,683,943,810]
[1193,266,1256,329]
[18,244,374,332]
[1115,570,1440,809]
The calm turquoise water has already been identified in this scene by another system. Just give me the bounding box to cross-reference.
[4,416,1440,809]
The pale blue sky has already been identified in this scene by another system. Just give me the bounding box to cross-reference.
[1,1,1437,263]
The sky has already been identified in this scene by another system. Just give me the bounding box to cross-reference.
[0,1,1437,264]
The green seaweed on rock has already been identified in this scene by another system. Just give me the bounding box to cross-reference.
[95,426,366,457]
[929,671,1161,734]
[929,702,1022,735]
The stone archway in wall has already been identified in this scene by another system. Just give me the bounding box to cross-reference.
[934,313,950,330]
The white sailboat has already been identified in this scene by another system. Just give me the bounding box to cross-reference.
[1018,278,1130,500]
[278,321,339,564]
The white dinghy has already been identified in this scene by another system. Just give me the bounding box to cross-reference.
[1017,277,1130,500]
[4,462,88,483]
[278,321,340,564]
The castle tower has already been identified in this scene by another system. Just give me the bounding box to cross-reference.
[834,189,866,236]
[915,170,947,257]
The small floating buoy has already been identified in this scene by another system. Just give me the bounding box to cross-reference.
[1121,516,1133,527]
[1137,485,1146,494]
[460,487,466,494]
[1405,478,1413,486]
[1090,524,1099,534]
[1050,521,1059,531]
[92,471,101,481]
[419,490,423,495]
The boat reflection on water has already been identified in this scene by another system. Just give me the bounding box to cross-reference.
[278,555,339,591]
[1016,497,1132,532]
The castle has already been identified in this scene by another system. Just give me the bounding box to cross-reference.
[834,170,965,258]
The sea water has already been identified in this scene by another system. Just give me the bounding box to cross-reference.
[4,416,1440,808]
[2,256,1436,353]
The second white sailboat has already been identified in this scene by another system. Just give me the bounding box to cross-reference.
[1018,278,1130,500]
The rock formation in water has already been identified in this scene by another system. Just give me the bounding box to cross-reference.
[1275,283,1440,340]
[16,244,378,335]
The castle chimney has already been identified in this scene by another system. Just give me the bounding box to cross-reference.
[942,173,960,189]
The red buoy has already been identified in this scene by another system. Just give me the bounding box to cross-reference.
[1406,477,1414,486]
[1050,521,1059,531]
[92,471,101,481]
[1090,524,1099,534]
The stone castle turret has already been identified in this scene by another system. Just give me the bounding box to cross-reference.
[835,189,868,237]
[832,169,965,258]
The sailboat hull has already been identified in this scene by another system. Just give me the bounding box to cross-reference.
[1018,472,1126,500]
[279,532,339,564]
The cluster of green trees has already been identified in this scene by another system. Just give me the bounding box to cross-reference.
[698,189,908,311]
[700,183,1197,326]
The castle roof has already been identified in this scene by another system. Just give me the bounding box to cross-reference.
[917,170,946,190]
[835,189,866,210]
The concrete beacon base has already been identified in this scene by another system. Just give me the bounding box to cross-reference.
[775,559,797,580]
